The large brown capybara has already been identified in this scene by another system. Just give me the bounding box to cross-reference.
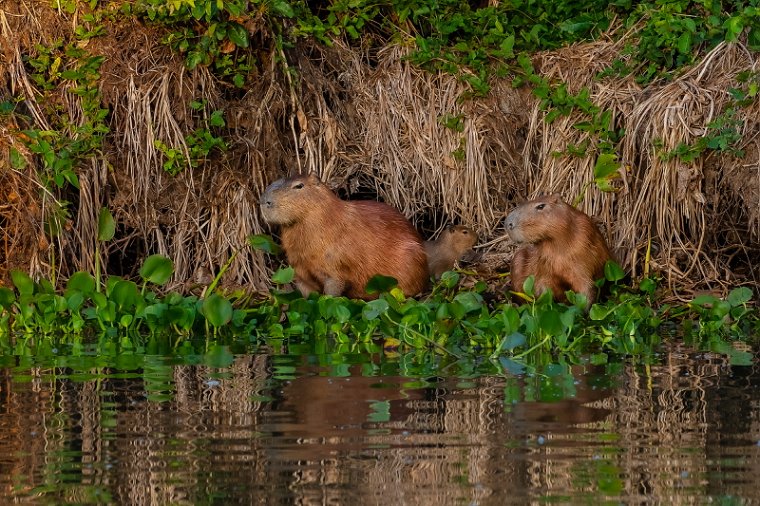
[259,173,429,300]
[424,225,478,279]
[504,194,612,305]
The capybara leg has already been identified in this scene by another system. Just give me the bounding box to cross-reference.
[295,277,321,298]
[322,277,345,297]
[577,279,596,308]
[510,248,533,293]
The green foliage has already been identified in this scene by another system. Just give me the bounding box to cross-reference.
[154,101,228,175]
[21,41,109,191]
[0,259,755,366]
[131,0,265,87]
[0,255,271,338]
[139,254,175,286]
[617,1,760,83]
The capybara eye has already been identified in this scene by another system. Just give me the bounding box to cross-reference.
[293,182,304,189]
[536,203,545,210]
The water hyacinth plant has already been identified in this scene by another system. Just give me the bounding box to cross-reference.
[0,234,755,371]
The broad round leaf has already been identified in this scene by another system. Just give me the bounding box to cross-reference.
[538,309,565,336]
[727,287,753,307]
[97,207,115,242]
[362,299,389,320]
[453,292,483,313]
[139,255,174,285]
[11,270,34,296]
[604,260,625,282]
[439,270,459,288]
[204,344,235,368]
[111,280,141,309]
[202,294,233,327]
[67,271,96,294]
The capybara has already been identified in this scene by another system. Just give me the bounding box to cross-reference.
[424,225,478,279]
[504,194,612,305]
[260,173,428,300]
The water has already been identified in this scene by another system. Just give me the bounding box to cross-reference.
[1,340,759,504]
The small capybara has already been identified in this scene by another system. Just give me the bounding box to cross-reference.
[260,173,428,300]
[424,225,478,279]
[504,194,612,305]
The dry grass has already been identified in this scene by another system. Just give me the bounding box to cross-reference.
[525,38,760,297]
[2,1,758,296]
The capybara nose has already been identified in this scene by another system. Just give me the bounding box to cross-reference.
[504,216,514,230]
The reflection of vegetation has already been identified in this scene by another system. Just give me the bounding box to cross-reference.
[0,236,756,369]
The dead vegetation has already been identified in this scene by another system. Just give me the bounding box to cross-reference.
[0,0,758,299]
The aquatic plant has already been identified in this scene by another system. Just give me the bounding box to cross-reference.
[0,242,755,370]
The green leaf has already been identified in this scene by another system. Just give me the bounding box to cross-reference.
[67,271,96,294]
[691,294,719,307]
[202,293,233,327]
[593,153,620,180]
[205,344,235,368]
[727,287,752,306]
[272,266,294,284]
[676,32,691,54]
[66,291,84,312]
[363,299,389,320]
[97,207,115,242]
[139,255,174,285]
[439,270,460,288]
[724,16,744,42]
[498,357,526,375]
[227,22,249,47]
[11,270,34,296]
[748,27,760,50]
[538,309,564,336]
[521,275,535,297]
[589,303,614,321]
[638,277,656,295]
[365,274,399,295]
[119,314,134,328]
[248,234,281,254]
[0,287,16,309]
[9,147,26,169]
[271,0,294,18]
[452,291,482,313]
[500,332,526,351]
[111,280,141,309]
[604,260,625,282]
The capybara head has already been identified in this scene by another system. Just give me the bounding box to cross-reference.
[439,225,478,252]
[260,173,333,226]
[504,194,573,244]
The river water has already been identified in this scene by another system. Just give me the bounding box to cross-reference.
[1,339,759,504]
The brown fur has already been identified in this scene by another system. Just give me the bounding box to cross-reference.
[505,194,612,305]
[260,174,428,300]
[424,225,478,279]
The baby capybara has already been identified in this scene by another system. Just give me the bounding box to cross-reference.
[260,173,428,300]
[424,225,478,279]
[504,194,612,305]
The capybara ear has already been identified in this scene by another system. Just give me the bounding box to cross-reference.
[305,172,321,184]
[547,193,562,203]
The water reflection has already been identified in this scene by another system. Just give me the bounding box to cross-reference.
[0,343,759,504]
